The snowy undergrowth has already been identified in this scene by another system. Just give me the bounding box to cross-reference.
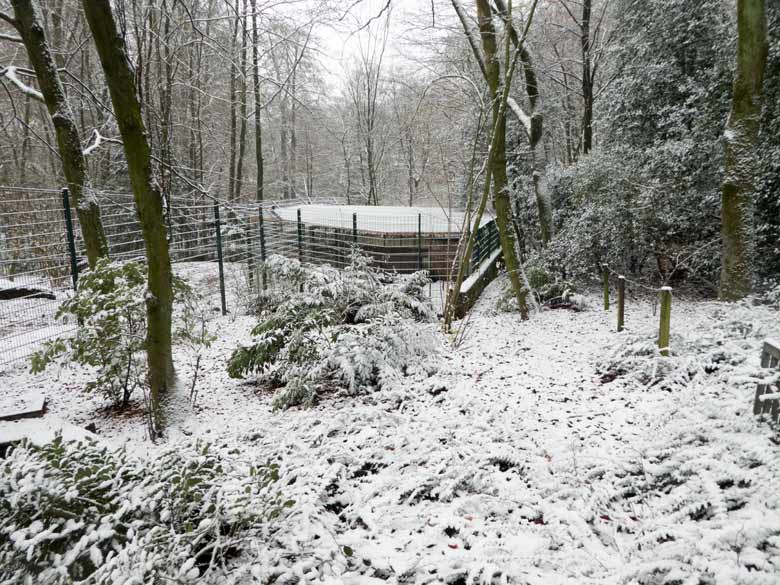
[3,269,779,584]
[0,437,293,585]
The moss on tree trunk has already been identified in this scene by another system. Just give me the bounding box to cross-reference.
[476,0,529,318]
[720,0,768,300]
[81,0,174,433]
[11,0,108,267]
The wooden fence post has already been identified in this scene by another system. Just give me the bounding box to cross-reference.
[602,264,609,310]
[617,276,625,332]
[658,286,672,356]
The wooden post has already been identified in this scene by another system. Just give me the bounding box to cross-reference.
[602,264,609,310]
[617,276,625,332]
[352,212,357,246]
[658,286,672,356]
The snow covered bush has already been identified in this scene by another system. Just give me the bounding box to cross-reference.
[0,436,292,585]
[228,253,439,408]
[30,259,192,408]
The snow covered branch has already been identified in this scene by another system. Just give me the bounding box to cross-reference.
[0,65,44,102]
[0,32,22,43]
[82,128,122,156]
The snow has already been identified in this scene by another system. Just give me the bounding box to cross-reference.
[273,204,495,234]
[2,266,779,583]
[461,247,501,293]
[0,66,45,102]
[0,417,95,447]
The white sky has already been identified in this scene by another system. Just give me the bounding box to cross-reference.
[315,0,444,90]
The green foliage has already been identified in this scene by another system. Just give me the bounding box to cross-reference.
[30,258,192,408]
[228,253,439,408]
[0,436,291,585]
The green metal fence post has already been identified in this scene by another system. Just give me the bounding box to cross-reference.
[417,213,423,271]
[352,212,358,246]
[259,206,267,290]
[61,188,79,290]
[214,202,227,315]
[297,208,303,262]
[602,264,610,310]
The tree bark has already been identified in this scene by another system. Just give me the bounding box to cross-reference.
[234,1,248,201]
[10,0,108,267]
[251,0,263,203]
[720,0,767,300]
[580,0,593,154]
[82,0,174,434]
[476,0,529,318]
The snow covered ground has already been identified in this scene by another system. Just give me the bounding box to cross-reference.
[1,272,779,584]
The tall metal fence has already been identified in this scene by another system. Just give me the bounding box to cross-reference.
[0,186,499,369]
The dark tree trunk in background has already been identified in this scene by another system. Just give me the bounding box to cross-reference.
[580,0,593,154]
[251,0,264,203]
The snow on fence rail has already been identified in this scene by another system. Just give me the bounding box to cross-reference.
[0,186,499,368]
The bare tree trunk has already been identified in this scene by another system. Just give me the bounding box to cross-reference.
[720,0,767,300]
[82,0,174,435]
[227,9,239,201]
[476,0,529,317]
[251,0,263,203]
[10,0,108,267]
[234,1,248,201]
[580,0,593,155]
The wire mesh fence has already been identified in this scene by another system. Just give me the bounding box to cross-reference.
[0,186,500,369]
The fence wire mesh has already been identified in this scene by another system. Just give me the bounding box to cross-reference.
[0,186,499,369]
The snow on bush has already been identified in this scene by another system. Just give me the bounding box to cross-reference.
[228,253,439,408]
[0,436,292,585]
[29,259,203,408]
[597,301,776,392]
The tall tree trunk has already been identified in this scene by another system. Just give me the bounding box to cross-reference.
[476,0,529,317]
[227,10,239,201]
[234,1,248,201]
[580,0,593,155]
[82,0,174,435]
[290,64,297,199]
[720,0,768,300]
[251,0,263,203]
[10,0,108,267]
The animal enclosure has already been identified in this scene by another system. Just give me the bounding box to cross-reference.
[0,188,499,367]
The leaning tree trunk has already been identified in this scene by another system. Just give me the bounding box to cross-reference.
[720,0,768,300]
[10,0,108,267]
[476,0,529,317]
[82,0,174,435]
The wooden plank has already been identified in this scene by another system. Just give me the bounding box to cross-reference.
[754,340,780,421]
[0,392,46,421]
